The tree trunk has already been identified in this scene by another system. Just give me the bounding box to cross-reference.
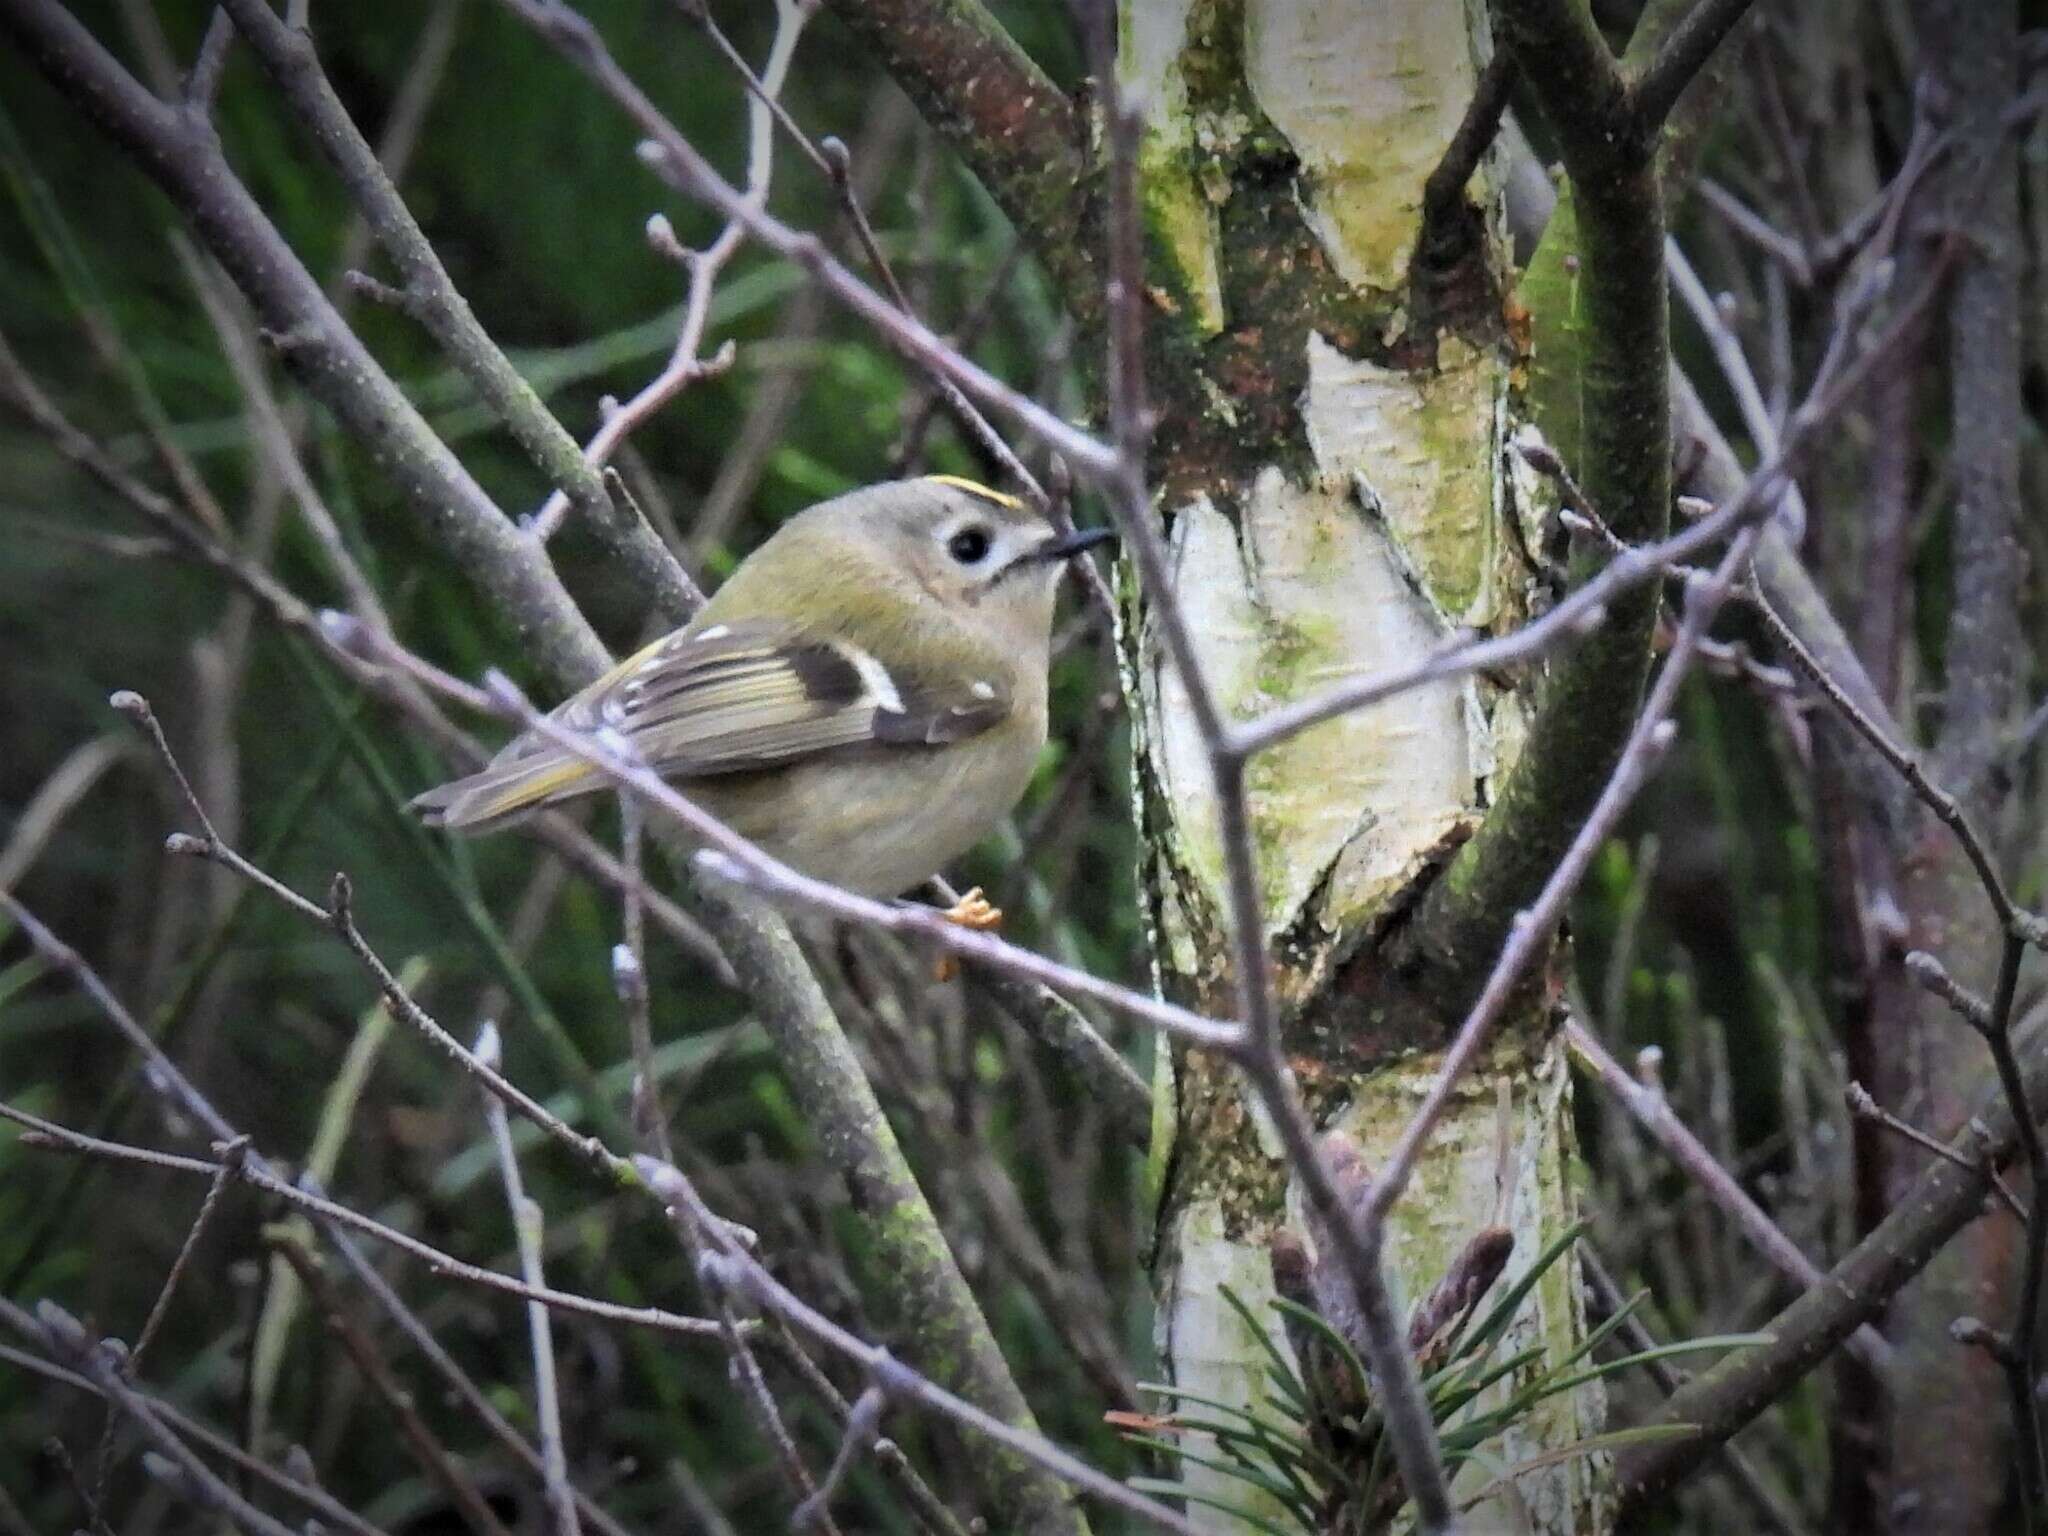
[1878,2,2027,1529]
[1121,3,1605,1531]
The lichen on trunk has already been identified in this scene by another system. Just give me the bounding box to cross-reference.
[1121,2,1607,1530]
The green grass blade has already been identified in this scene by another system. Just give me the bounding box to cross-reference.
[1126,1480,1304,1536]
[1270,1296,1370,1406]
[1122,1437,1314,1509]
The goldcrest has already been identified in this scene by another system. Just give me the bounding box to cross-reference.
[412,476,1111,897]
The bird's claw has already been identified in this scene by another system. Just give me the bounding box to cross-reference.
[942,887,1003,931]
[934,887,1002,980]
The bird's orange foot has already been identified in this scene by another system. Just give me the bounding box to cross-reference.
[943,887,1003,932]
[934,888,1002,980]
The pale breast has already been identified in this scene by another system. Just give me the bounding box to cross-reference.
[688,709,1045,897]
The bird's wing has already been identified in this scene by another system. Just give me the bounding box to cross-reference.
[585,619,1012,770]
[414,619,1011,830]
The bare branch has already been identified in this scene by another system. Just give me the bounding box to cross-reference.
[182,8,233,110]
[1905,950,1996,1032]
[0,0,610,688]
[637,1157,1206,1536]
[793,1385,888,1532]
[461,664,1238,1052]
[1629,0,1759,132]
[1753,588,2047,949]
[1845,1081,2024,1220]
[527,0,808,542]
[213,0,696,624]
[494,0,1118,485]
[1566,1016,1892,1372]
[288,1205,645,1536]
[0,1319,389,1536]
[28,1301,302,1536]
[0,925,644,1536]
[815,0,1096,314]
[0,1097,724,1342]
[477,1024,581,1536]
[1582,1250,1817,1536]
[1615,1012,2048,1507]
[1369,533,1760,1239]
[1414,48,1519,277]
[127,1137,245,1373]
[962,964,1150,1145]
[2,349,725,968]
[268,1236,519,1536]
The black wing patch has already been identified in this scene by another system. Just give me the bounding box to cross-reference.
[872,694,1011,745]
[540,619,1011,777]
[415,620,1013,829]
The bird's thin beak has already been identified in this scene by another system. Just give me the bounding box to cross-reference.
[1034,526,1117,563]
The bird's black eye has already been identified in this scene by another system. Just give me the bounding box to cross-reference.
[947,526,992,564]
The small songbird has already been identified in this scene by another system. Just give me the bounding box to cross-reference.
[411,476,1112,902]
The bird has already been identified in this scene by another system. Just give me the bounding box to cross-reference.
[411,475,1112,911]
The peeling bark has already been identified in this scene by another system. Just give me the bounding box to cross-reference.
[1121,3,1605,1530]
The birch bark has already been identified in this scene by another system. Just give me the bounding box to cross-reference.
[1121,4,1607,1530]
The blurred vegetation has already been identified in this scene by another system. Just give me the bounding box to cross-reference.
[2,2,2045,1533]
[0,4,1140,1529]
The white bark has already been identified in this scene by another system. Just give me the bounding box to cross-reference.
[1124,3,1606,1530]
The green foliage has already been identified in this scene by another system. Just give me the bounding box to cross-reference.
[0,3,1142,1528]
[1121,1233,1761,1533]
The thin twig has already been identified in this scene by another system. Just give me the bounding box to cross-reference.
[1754,588,2047,948]
[1368,533,1763,1245]
[616,799,671,1161]
[11,732,1136,1529]
[214,0,693,622]
[1844,1081,2024,1219]
[1617,1011,2048,1504]
[130,1135,245,1372]
[478,1024,581,1536]
[888,238,1027,472]
[1979,935,2047,1509]
[1566,1016,1893,1371]
[494,0,1119,484]
[0,1097,724,1340]
[0,382,722,966]
[110,700,641,1166]
[753,1326,975,1536]
[268,1237,517,1536]
[527,0,810,541]
[635,1133,837,1533]
[792,1385,887,1532]
[1578,1250,1814,1536]
[1696,178,1813,285]
[1667,238,1809,536]
[182,8,233,110]
[107,691,220,847]
[0,1321,389,1536]
[818,131,1046,512]
[637,1157,1206,1536]
[29,1301,301,1536]
[396,662,1240,1052]
[301,1205,644,1536]
[5,0,614,690]
[1903,949,1995,1031]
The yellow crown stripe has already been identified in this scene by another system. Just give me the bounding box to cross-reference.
[923,474,1021,509]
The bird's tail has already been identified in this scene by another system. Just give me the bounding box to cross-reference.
[409,755,598,833]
